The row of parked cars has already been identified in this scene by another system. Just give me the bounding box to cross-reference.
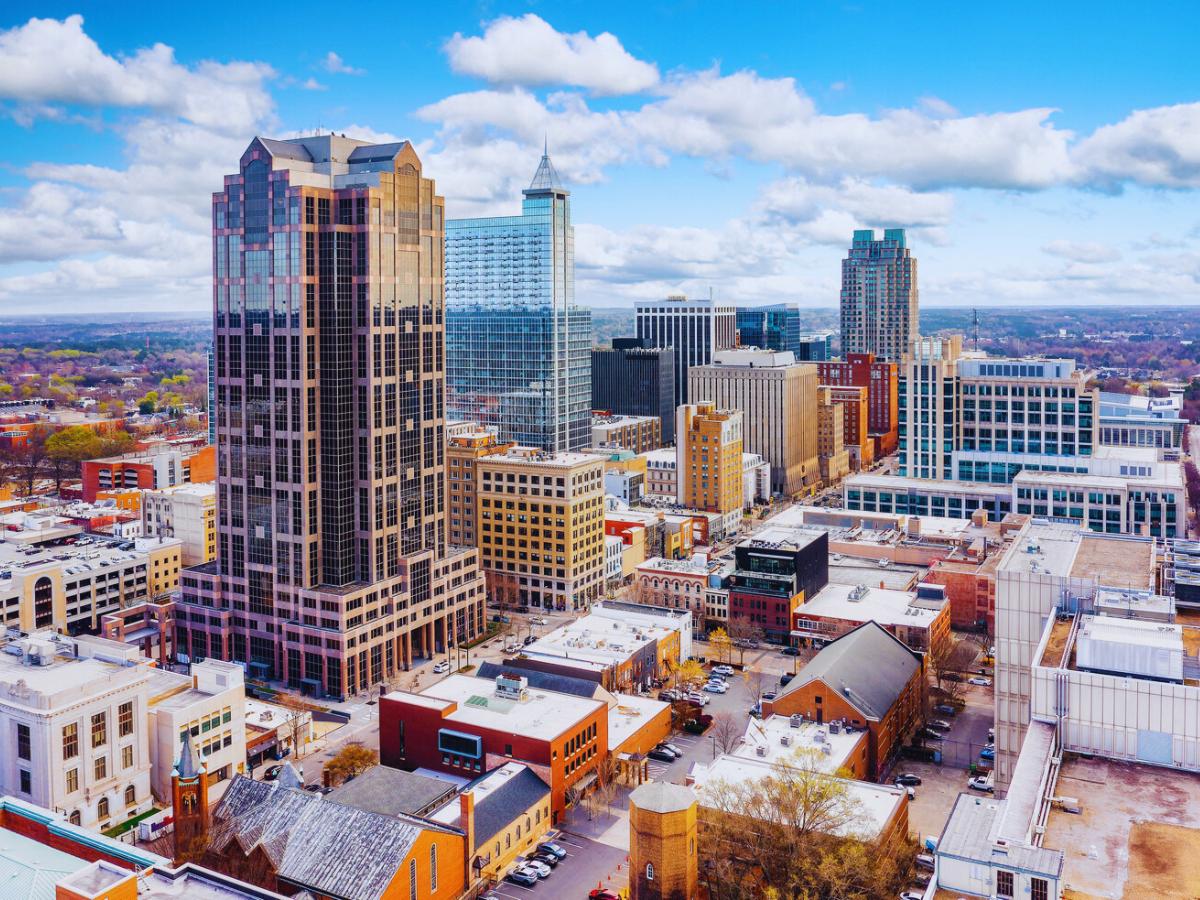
[502,841,570,887]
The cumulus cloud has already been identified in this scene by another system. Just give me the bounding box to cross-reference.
[445,14,659,96]
[1074,102,1200,190]
[1042,240,1122,263]
[322,52,365,76]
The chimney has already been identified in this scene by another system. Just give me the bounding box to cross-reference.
[460,789,476,886]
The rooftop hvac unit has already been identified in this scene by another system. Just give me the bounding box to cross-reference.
[790,715,802,728]
[829,721,840,734]
[814,730,826,743]
[821,743,832,755]
[780,734,791,747]
[755,744,767,757]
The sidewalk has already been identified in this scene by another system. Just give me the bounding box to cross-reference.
[560,788,633,852]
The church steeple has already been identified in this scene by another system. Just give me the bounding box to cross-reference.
[171,731,210,863]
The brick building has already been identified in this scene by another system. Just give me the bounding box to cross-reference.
[727,528,828,644]
[817,352,899,458]
[82,444,215,503]
[762,621,923,780]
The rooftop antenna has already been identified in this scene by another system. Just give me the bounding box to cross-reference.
[972,308,980,351]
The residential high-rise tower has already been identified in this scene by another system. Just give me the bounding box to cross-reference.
[177,135,486,701]
[840,229,918,363]
[445,151,591,451]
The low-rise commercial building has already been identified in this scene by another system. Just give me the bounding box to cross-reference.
[635,556,718,631]
[141,482,217,566]
[792,581,952,658]
[82,443,216,503]
[591,413,661,453]
[728,527,828,644]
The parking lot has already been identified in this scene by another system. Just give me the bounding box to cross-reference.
[484,831,629,899]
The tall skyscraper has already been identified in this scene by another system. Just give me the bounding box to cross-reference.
[445,151,591,451]
[636,295,737,408]
[177,134,486,701]
[591,337,676,443]
[840,228,918,363]
[734,304,832,361]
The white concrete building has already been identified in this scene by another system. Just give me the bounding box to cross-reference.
[604,535,624,585]
[642,449,677,498]
[742,453,771,507]
[141,482,216,566]
[0,633,154,830]
[146,658,246,802]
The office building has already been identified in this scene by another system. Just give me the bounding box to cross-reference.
[446,151,591,451]
[817,351,899,457]
[180,134,486,701]
[591,337,676,444]
[840,228,918,362]
[734,305,832,360]
[898,335,963,480]
[1098,389,1186,449]
[727,526,828,644]
[475,447,606,610]
[636,295,736,408]
[141,482,217,566]
[82,443,215,503]
[824,384,871,469]
[676,403,744,535]
[591,412,661,453]
[817,386,852,485]
[446,428,514,548]
[688,349,820,495]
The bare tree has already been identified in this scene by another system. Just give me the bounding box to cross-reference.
[275,693,312,760]
[709,712,744,755]
[745,668,769,702]
[725,619,765,666]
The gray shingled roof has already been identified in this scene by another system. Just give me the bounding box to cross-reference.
[469,768,550,851]
[629,782,696,814]
[475,662,603,699]
[774,621,920,720]
[326,766,456,818]
[211,776,462,899]
[256,138,312,162]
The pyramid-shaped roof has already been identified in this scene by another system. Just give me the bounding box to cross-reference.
[525,150,566,195]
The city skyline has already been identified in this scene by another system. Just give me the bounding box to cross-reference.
[2,4,1200,314]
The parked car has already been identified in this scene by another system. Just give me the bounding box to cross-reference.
[703,681,727,693]
[779,673,794,686]
[900,786,916,800]
[749,704,762,718]
[942,672,963,682]
[760,690,777,701]
[507,867,539,887]
[915,853,936,871]
[968,676,992,686]
[538,841,567,860]
[685,692,710,706]
[979,746,995,760]
[263,765,282,781]
[657,690,680,702]
[712,664,734,676]
[780,646,801,656]
[523,859,551,878]
[929,719,953,731]
[933,704,957,716]
[589,891,621,900]
[893,773,922,786]
[647,748,676,763]
[532,851,559,868]
[531,616,549,625]
[968,776,994,793]
[654,743,682,759]
[921,728,944,741]
[523,635,537,646]
[432,661,450,674]
[901,892,924,900]
[988,728,995,743]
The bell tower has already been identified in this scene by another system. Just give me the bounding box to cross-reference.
[171,730,210,862]
[629,782,699,900]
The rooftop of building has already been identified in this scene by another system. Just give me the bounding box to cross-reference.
[326,765,457,819]
[606,692,671,752]
[843,471,1011,495]
[143,481,216,499]
[827,556,928,591]
[0,633,149,709]
[477,447,606,469]
[0,527,173,572]
[591,413,658,428]
[521,607,682,669]
[58,860,291,899]
[768,505,983,545]
[703,348,802,368]
[429,762,551,850]
[641,448,678,466]
[635,555,715,576]
[795,582,945,629]
[386,673,606,741]
[737,525,824,553]
[936,791,1064,882]
[629,781,696,814]
[687,753,905,841]
[729,714,867,772]
[1044,755,1200,899]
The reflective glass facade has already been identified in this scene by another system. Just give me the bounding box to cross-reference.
[445,154,591,451]
[841,228,919,363]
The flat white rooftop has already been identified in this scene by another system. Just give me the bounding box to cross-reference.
[796,583,942,629]
[524,609,677,667]
[730,715,865,772]
[998,522,1084,577]
[1078,614,1183,652]
[393,674,605,742]
[844,473,1010,495]
[607,693,670,752]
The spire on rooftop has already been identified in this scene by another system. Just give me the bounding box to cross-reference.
[526,146,566,194]
[176,730,202,779]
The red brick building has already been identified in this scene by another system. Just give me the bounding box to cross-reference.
[381,672,609,823]
[82,444,215,502]
[817,353,899,458]
[761,621,923,780]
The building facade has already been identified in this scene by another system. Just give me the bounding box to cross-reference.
[447,429,515,549]
[840,228,918,363]
[688,349,820,495]
[825,384,872,469]
[734,305,832,360]
[178,134,486,701]
[82,444,216,504]
[676,404,744,535]
[727,528,828,644]
[817,351,899,457]
[817,387,852,486]
[475,448,606,610]
[141,482,217,566]
[591,413,662,454]
[445,152,591,451]
[636,295,737,408]
[591,338,676,444]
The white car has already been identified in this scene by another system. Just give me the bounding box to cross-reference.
[685,692,710,706]
[432,661,450,674]
[968,676,992,687]
[522,858,552,878]
[712,664,734,676]
[703,681,727,693]
[968,776,994,793]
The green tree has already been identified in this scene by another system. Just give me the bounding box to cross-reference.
[323,742,378,787]
[45,426,102,494]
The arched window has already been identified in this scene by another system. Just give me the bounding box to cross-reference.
[124,785,135,807]
[429,844,438,892]
[646,862,655,881]
[97,797,109,820]
[525,815,531,831]
[506,833,511,850]
[33,576,53,629]
[68,810,80,825]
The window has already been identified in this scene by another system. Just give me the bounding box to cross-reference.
[19,770,30,793]
[408,859,417,900]
[91,712,107,748]
[63,723,78,759]
[646,862,655,881]
[122,745,134,769]
[429,844,437,892]
[125,785,136,807]
[65,767,79,793]
[17,723,30,760]
[97,797,109,820]
[94,756,107,780]
[996,871,1014,898]
[1031,878,1048,900]
[118,702,134,737]
[68,810,80,825]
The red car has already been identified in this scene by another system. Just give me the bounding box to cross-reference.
[589,891,621,900]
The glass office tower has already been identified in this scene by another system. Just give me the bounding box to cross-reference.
[445,152,591,451]
[840,228,918,363]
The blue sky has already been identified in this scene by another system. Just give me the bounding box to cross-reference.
[2,2,1199,313]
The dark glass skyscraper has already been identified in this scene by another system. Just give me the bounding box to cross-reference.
[176,134,486,701]
[445,153,591,451]
[735,304,832,360]
[591,337,676,443]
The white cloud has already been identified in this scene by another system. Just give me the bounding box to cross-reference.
[445,14,659,96]
[1042,240,1121,263]
[322,52,364,76]
[0,14,273,133]
[1074,102,1200,190]
[301,77,327,91]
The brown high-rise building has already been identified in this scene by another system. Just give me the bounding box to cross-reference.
[176,135,486,700]
[817,352,899,458]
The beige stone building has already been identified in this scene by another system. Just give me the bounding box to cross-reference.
[140,482,216,566]
[818,387,852,486]
[476,447,606,610]
[447,428,515,548]
[688,349,819,496]
[676,403,744,536]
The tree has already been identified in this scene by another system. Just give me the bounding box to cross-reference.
[275,693,313,761]
[323,742,378,787]
[709,627,733,664]
[928,638,976,691]
[1,427,49,496]
[709,712,744,756]
[584,754,619,821]
[726,619,765,665]
[745,667,769,702]
[45,426,102,494]
[673,658,707,692]
[698,747,913,899]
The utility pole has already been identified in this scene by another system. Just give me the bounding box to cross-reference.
[972,308,980,351]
